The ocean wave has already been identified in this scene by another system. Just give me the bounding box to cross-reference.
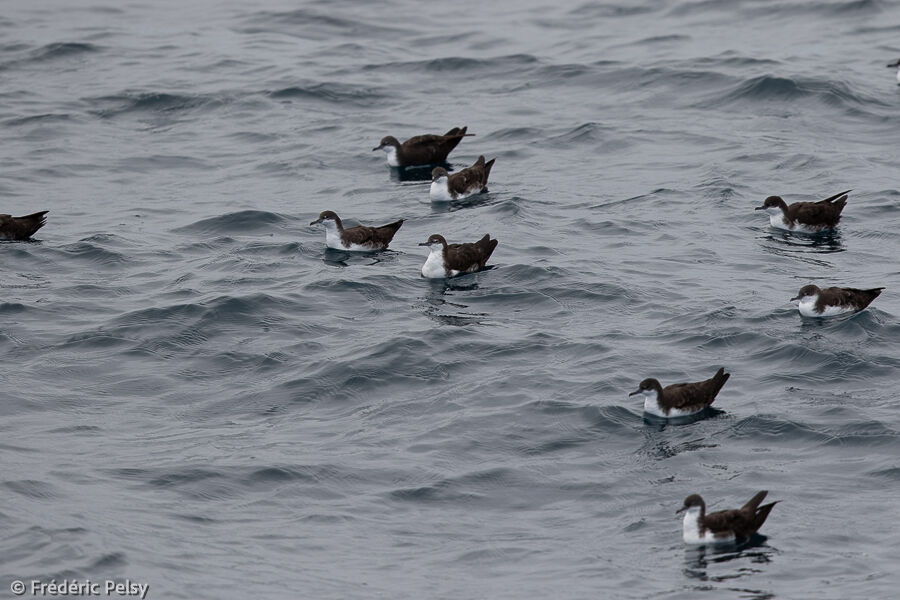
[267,82,384,106]
[30,42,101,61]
[362,53,539,74]
[239,8,406,39]
[694,75,890,110]
[3,113,73,127]
[174,210,289,235]
[87,91,227,118]
[57,241,130,266]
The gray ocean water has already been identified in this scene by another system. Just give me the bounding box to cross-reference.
[2,0,900,598]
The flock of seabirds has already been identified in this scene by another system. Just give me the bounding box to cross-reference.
[3,63,897,547]
[313,122,884,545]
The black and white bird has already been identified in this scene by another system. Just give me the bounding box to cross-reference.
[755,190,849,233]
[791,284,884,317]
[373,126,472,167]
[0,210,48,241]
[430,155,495,201]
[629,368,730,419]
[418,233,498,278]
[310,211,403,251]
[677,491,779,545]
[888,58,900,85]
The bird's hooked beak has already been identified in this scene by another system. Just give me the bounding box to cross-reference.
[372,144,383,151]
[418,242,430,247]
[628,388,642,397]
[754,205,766,211]
[310,218,322,226]
[887,60,900,68]
[790,295,801,302]
[676,505,687,515]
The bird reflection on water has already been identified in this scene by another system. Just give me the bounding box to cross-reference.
[682,537,778,599]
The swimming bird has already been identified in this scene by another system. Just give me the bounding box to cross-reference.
[629,367,730,419]
[310,210,403,251]
[677,491,779,545]
[430,155,496,201]
[888,58,900,85]
[0,210,49,241]
[791,284,884,317]
[755,190,849,233]
[418,233,498,278]
[373,126,473,167]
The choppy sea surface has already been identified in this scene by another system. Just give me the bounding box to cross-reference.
[2,0,900,598]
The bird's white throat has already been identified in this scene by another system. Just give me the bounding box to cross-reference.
[682,506,705,544]
[381,145,400,167]
[421,245,447,278]
[764,206,790,229]
[430,177,453,201]
[318,220,344,249]
[640,390,665,417]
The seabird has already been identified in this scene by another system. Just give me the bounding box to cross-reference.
[755,190,850,233]
[0,210,48,241]
[677,491,779,545]
[418,233,498,278]
[629,367,730,419]
[430,155,496,201]
[888,58,900,85]
[791,284,884,317]
[373,126,473,167]
[310,210,403,251]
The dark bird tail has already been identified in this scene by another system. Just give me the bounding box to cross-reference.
[22,210,49,224]
[710,367,730,397]
[863,287,885,305]
[822,189,851,204]
[483,157,496,183]
[752,500,779,532]
[380,219,404,234]
[742,490,769,513]
[19,210,49,235]
[444,126,474,138]
[477,234,498,265]
[821,189,850,214]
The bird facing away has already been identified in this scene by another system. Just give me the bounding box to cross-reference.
[372,126,473,167]
[629,367,730,419]
[310,210,403,251]
[791,284,884,318]
[430,155,496,201]
[418,233,498,278]
[889,58,900,85]
[0,210,49,241]
[677,491,779,544]
[755,190,849,233]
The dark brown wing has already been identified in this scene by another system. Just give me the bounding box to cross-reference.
[445,235,498,273]
[400,127,468,164]
[787,195,846,227]
[661,368,729,410]
[0,211,49,240]
[704,491,778,538]
[447,156,490,195]
[821,287,884,311]
[701,508,750,535]
[342,219,403,249]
